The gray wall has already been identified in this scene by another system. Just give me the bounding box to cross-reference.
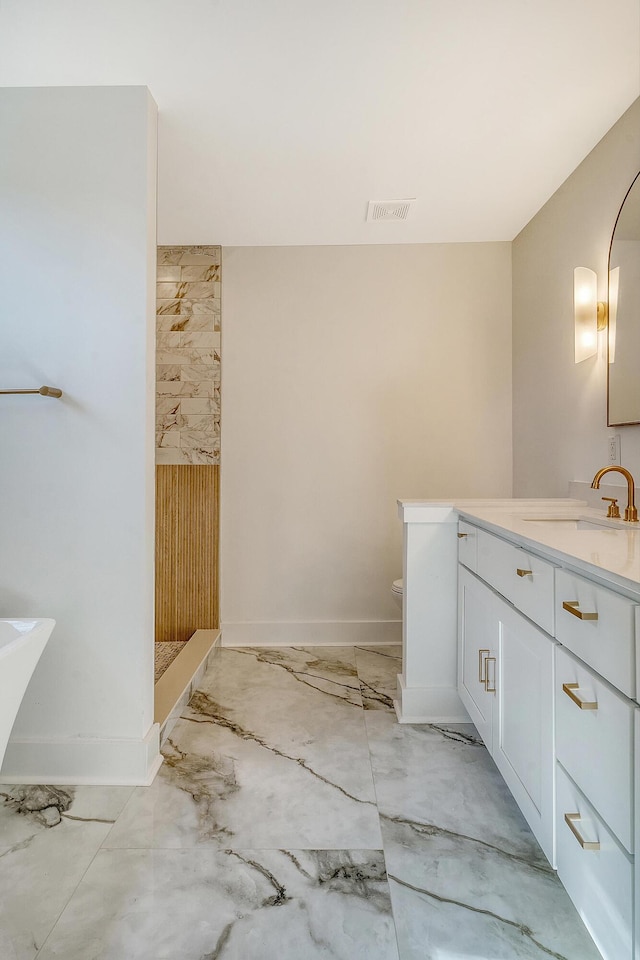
[221,242,512,645]
[513,98,640,496]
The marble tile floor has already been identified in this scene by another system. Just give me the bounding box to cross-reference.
[0,644,601,960]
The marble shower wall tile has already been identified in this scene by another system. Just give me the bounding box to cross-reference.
[156,380,218,398]
[158,245,221,265]
[156,245,221,464]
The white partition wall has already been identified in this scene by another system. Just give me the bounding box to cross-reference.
[0,86,159,784]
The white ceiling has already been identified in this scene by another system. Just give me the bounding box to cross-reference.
[0,0,638,246]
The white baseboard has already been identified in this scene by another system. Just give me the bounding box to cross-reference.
[394,675,471,724]
[221,620,402,647]
[0,723,162,786]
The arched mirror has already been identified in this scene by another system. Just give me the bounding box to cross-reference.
[608,171,640,425]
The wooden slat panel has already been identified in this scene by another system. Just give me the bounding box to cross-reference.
[155,464,219,642]
[155,465,178,641]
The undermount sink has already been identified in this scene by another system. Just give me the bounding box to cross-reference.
[520,518,588,530]
[520,516,635,531]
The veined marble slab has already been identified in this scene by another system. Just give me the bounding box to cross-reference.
[0,784,133,960]
[365,711,547,865]
[36,847,399,960]
[0,644,603,959]
[105,647,382,850]
[354,644,402,711]
[384,818,600,959]
[364,711,601,959]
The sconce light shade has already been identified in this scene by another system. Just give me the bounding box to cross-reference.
[608,266,619,364]
[574,267,598,363]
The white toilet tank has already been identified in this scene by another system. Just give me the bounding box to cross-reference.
[391,578,403,609]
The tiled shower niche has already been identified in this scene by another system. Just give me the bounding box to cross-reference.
[156,245,221,465]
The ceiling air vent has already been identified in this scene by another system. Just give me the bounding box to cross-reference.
[366,198,415,222]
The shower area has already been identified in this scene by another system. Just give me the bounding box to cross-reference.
[153,245,221,736]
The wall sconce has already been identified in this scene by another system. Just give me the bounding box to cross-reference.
[574,267,608,363]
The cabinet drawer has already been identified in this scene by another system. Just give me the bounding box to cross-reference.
[556,763,633,960]
[457,520,478,572]
[477,530,555,633]
[555,568,636,698]
[556,645,633,852]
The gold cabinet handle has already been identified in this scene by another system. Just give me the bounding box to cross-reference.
[485,656,496,694]
[562,600,598,621]
[458,532,469,539]
[478,649,489,683]
[562,682,598,711]
[516,568,533,577]
[564,813,600,850]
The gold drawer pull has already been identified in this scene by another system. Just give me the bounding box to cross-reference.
[458,532,469,539]
[562,682,598,711]
[564,813,600,851]
[478,649,489,683]
[485,656,496,694]
[516,568,532,577]
[562,600,598,621]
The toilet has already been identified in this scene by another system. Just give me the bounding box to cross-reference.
[391,578,403,609]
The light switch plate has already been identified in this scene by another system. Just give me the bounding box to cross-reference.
[608,434,621,465]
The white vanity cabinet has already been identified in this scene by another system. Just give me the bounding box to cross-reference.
[457,517,638,960]
[458,562,555,862]
[398,497,640,960]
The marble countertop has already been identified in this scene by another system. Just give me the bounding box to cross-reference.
[397,497,640,595]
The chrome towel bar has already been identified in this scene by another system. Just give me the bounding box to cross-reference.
[0,386,63,398]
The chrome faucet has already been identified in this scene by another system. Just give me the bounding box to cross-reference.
[591,466,638,522]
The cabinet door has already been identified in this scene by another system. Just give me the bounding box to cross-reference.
[635,707,640,960]
[458,566,497,751]
[493,601,555,865]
